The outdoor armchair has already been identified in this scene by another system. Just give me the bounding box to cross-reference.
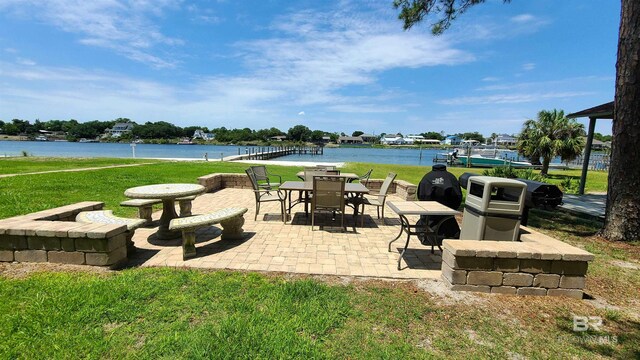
[349,168,373,186]
[249,165,282,190]
[311,175,347,231]
[246,168,285,222]
[349,172,396,227]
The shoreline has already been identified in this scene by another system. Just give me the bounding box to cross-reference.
[138,157,346,167]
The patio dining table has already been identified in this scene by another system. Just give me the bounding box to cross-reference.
[387,201,460,270]
[124,183,206,240]
[279,181,369,224]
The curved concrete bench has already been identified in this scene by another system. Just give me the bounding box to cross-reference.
[120,196,197,222]
[76,210,146,253]
[169,207,248,260]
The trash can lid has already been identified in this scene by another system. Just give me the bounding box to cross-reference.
[432,164,447,171]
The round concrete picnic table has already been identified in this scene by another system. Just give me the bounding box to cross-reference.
[124,183,206,240]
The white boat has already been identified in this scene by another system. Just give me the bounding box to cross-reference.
[177,138,195,145]
[35,135,48,141]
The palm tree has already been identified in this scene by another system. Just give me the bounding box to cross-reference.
[516,109,585,175]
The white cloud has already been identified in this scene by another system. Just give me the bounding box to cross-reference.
[438,91,594,106]
[482,76,500,82]
[522,63,536,71]
[298,111,305,116]
[511,14,536,24]
[0,0,183,68]
[16,57,36,66]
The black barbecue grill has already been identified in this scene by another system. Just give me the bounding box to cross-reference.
[458,173,563,225]
[416,164,462,250]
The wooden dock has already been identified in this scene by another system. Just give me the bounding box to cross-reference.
[223,146,323,161]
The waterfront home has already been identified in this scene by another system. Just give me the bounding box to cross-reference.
[582,138,609,151]
[270,135,287,142]
[105,123,134,138]
[337,136,364,144]
[360,133,378,143]
[420,139,442,145]
[443,135,461,145]
[381,134,405,145]
[193,129,215,141]
[494,133,517,146]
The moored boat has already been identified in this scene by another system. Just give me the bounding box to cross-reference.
[177,138,195,145]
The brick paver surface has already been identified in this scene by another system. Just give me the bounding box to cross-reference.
[129,188,442,279]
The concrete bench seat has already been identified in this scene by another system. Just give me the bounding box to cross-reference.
[120,199,162,223]
[76,210,146,253]
[169,207,248,260]
[121,195,197,222]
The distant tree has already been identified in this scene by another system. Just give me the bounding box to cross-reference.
[421,131,444,140]
[288,125,312,142]
[329,133,339,142]
[461,132,484,143]
[594,132,613,142]
[133,121,181,139]
[67,120,110,139]
[352,130,364,137]
[11,119,33,134]
[256,127,284,141]
[3,123,19,135]
[517,109,585,175]
[310,130,325,142]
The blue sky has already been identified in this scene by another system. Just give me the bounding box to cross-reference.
[0,0,619,136]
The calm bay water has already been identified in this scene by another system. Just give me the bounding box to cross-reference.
[0,141,532,166]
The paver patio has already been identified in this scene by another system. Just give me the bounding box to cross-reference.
[129,188,443,279]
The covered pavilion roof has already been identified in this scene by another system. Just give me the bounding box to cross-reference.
[567,101,614,119]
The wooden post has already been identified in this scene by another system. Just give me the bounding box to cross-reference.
[579,117,597,195]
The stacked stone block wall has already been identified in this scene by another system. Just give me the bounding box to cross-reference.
[0,202,130,268]
[441,226,594,298]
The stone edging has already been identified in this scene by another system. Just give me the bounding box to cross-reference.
[441,226,595,298]
[0,202,130,268]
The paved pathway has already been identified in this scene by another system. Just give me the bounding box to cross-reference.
[0,163,156,178]
[559,194,606,219]
[128,188,442,280]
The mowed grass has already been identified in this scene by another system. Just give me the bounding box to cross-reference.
[1,263,638,359]
[1,158,636,358]
[0,157,160,175]
[0,159,606,219]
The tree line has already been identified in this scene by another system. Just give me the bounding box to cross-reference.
[0,118,505,144]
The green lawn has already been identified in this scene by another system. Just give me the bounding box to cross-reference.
[0,157,161,175]
[0,158,635,359]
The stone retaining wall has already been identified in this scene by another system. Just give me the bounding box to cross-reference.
[441,226,594,298]
[197,173,418,201]
[0,202,130,268]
